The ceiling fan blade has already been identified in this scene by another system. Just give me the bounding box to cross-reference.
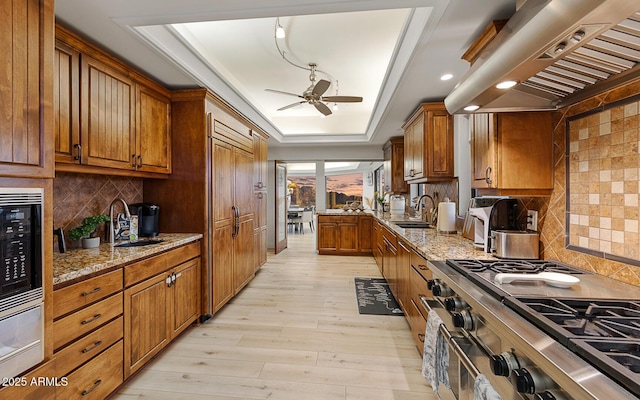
[321,96,363,103]
[314,102,332,116]
[277,101,306,111]
[312,79,331,97]
[266,88,303,98]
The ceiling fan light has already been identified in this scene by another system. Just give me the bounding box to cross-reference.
[496,80,517,89]
[332,103,338,111]
[275,18,286,39]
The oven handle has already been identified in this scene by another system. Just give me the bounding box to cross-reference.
[439,324,481,381]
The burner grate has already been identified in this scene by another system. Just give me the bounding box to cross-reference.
[446,259,589,275]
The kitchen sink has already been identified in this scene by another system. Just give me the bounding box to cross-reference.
[392,221,432,229]
[114,239,164,248]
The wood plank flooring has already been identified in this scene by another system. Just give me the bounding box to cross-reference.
[113,231,434,400]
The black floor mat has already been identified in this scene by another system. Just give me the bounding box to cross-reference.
[354,277,404,316]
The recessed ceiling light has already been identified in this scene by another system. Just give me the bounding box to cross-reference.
[440,74,453,81]
[496,80,517,89]
[464,105,480,111]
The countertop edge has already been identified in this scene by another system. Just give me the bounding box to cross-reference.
[53,233,203,286]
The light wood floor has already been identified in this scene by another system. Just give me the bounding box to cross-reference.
[113,231,434,400]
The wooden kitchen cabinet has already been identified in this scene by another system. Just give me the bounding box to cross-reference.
[396,239,411,313]
[0,0,54,178]
[381,225,398,295]
[373,219,383,272]
[54,25,171,177]
[408,249,432,351]
[317,214,373,255]
[123,242,201,377]
[403,103,454,182]
[135,82,171,174]
[471,112,553,195]
[383,137,409,194]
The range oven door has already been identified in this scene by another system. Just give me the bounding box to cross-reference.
[421,296,483,400]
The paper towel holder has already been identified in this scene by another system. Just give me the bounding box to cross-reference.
[437,198,457,234]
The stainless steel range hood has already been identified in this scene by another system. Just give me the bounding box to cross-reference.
[444,0,640,114]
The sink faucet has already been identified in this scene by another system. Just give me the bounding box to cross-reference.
[109,198,131,246]
[415,194,437,225]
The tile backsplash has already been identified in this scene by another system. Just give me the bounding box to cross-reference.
[534,78,640,287]
[53,172,143,250]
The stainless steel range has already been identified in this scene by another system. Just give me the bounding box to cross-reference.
[420,258,640,400]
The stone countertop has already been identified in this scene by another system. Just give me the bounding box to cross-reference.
[316,209,371,216]
[371,211,495,261]
[53,233,203,286]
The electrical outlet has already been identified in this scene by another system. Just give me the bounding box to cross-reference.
[527,210,538,231]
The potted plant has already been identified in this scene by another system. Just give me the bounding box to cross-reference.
[69,214,110,249]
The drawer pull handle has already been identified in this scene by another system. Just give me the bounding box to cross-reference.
[81,379,102,396]
[81,314,102,325]
[418,333,425,342]
[81,340,103,354]
[418,265,428,270]
[81,287,102,297]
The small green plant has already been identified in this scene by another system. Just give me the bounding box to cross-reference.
[69,215,110,241]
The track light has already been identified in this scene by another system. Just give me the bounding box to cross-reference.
[276,18,286,39]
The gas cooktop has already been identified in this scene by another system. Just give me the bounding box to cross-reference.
[504,297,640,396]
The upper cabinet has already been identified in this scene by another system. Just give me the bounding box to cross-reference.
[402,103,454,183]
[383,137,409,194]
[0,0,54,178]
[471,112,553,196]
[54,25,171,177]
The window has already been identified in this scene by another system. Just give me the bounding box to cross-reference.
[326,173,363,209]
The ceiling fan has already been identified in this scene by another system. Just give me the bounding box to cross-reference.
[266,63,363,116]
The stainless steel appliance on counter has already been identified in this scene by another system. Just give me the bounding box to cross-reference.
[0,188,44,379]
[420,258,640,400]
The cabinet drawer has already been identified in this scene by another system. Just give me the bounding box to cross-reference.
[57,340,123,400]
[381,226,397,247]
[410,266,431,320]
[0,359,57,400]
[408,299,427,353]
[125,242,201,287]
[55,316,123,376]
[53,293,123,350]
[54,269,123,318]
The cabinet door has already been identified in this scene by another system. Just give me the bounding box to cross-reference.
[396,240,410,312]
[213,224,234,312]
[124,273,169,378]
[358,216,373,253]
[169,258,200,339]
[0,0,52,177]
[426,109,454,178]
[409,114,425,179]
[136,83,171,174]
[471,113,496,188]
[234,217,255,293]
[317,221,338,252]
[253,132,268,191]
[234,147,255,219]
[54,40,80,165]
[81,54,136,170]
[338,221,359,252]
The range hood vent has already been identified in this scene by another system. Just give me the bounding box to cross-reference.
[445,0,640,114]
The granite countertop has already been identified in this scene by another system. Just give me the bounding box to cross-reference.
[372,211,496,261]
[316,209,371,216]
[53,233,203,286]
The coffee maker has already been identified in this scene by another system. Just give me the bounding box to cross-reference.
[129,203,160,237]
[468,198,518,252]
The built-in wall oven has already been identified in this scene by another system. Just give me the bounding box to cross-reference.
[0,188,44,380]
[420,259,640,400]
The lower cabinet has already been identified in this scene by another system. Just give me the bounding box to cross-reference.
[50,241,201,400]
[317,214,373,255]
[124,256,200,378]
[408,249,432,351]
[0,359,57,400]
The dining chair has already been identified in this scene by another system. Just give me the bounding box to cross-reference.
[300,210,313,234]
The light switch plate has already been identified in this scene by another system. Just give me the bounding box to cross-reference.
[527,210,538,231]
